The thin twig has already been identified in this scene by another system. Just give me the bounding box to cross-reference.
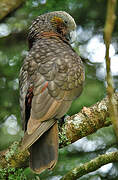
[104,0,118,139]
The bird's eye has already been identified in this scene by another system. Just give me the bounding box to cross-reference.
[64,21,68,24]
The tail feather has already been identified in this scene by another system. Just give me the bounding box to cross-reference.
[29,122,58,174]
[20,119,55,151]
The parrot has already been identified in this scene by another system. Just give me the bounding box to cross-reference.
[19,11,85,174]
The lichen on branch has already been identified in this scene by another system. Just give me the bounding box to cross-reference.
[0,141,29,169]
[61,151,118,180]
[61,93,118,145]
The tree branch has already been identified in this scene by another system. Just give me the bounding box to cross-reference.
[0,0,24,20]
[104,0,118,138]
[60,93,118,147]
[60,151,118,180]
[0,142,29,169]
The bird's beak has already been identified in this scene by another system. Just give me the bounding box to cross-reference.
[66,30,77,44]
[70,30,77,43]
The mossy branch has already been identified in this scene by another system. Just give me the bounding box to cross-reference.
[0,142,29,169]
[61,151,118,180]
[0,92,118,169]
[60,93,118,147]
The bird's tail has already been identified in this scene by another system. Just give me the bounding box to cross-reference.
[29,122,58,174]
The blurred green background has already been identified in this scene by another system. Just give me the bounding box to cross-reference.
[0,0,118,179]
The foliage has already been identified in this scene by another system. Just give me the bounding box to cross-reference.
[0,168,27,180]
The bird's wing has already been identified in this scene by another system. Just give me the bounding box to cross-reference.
[20,119,56,151]
[26,71,66,135]
[20,65,68,151]
[19,65,29,131]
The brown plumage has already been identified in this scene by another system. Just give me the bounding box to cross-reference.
[19,11,85,174]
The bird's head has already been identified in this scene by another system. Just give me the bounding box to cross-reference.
[28,11,77,48]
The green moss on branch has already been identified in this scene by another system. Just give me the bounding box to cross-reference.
[61,151,118,180]
[63,93,118,144]
[0,141,29,169]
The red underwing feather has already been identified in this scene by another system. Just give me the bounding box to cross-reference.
[40,82,48,93]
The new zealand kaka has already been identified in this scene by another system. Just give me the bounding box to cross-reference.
[19,11,85,174]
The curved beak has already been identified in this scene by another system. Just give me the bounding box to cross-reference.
[66,30,77,44]
[70,30,77,43]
